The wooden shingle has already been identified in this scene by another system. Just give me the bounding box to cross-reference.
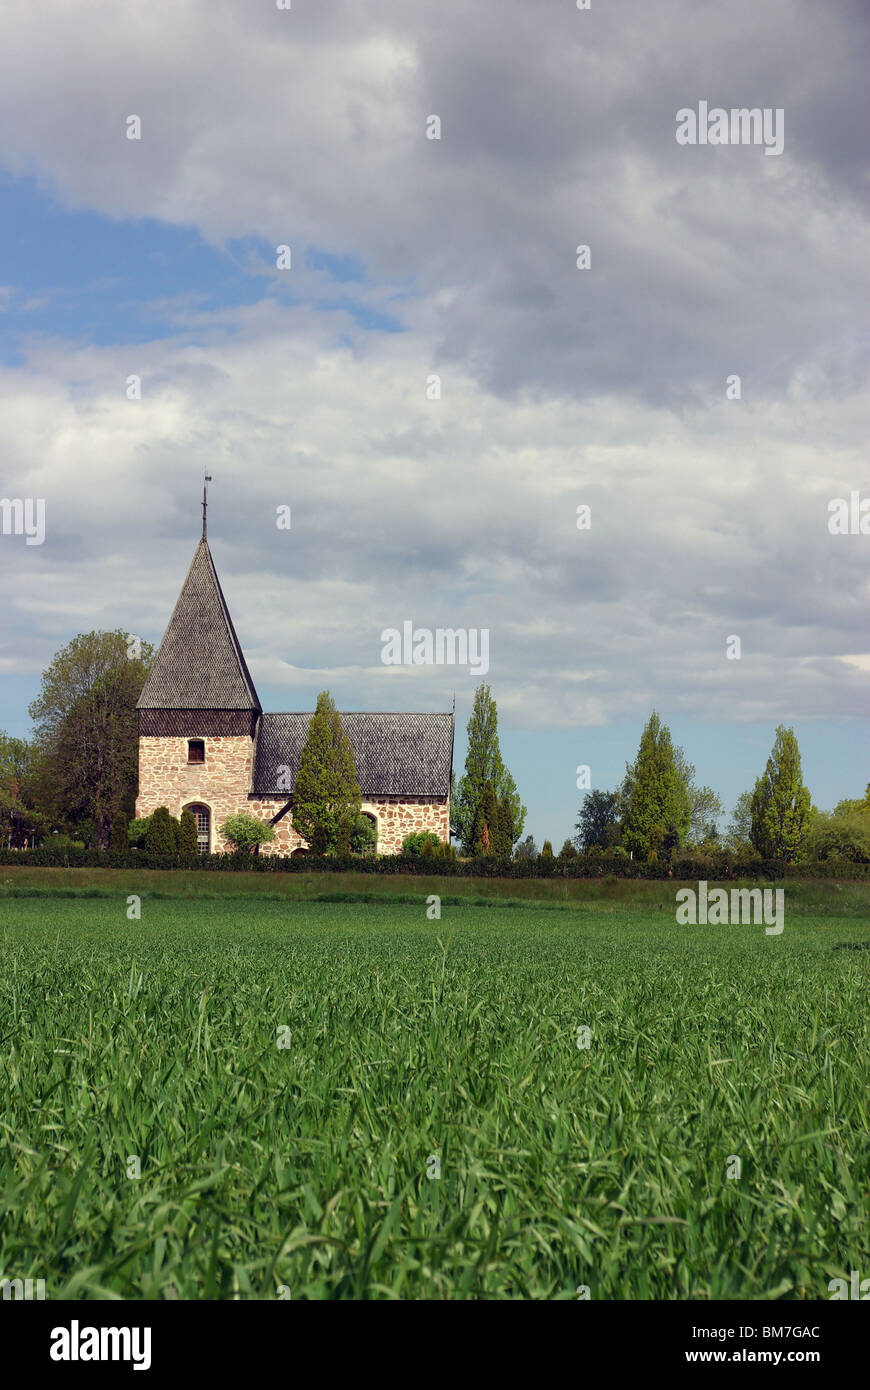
[254,712,453,797]
[137,539,261,712]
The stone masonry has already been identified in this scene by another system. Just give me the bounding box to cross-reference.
[136,735,253,853]
[137,735,449,854]
[249,793,450,855]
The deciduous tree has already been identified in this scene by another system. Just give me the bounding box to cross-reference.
[0,732,47,846]
[452,684,525,853]
[575,788,620,852]
[28,630,153,844]
[220,812,275,854]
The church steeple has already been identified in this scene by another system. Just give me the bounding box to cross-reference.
[137,533,261,713]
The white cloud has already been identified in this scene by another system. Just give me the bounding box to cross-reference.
[0,0,866,735]
[0,300,866,725]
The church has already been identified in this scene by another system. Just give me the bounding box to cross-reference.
[135,515,454,855]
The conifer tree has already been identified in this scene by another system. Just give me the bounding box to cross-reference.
[144,806,178,855]
[292,691,362,854]
[496,795,514,857]
[621,713,690,858]
[178,808,199,856]
[750,725,812,861]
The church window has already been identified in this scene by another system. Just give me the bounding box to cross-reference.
[188,739,205,763]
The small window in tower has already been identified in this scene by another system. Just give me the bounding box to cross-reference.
[188,739,205,764]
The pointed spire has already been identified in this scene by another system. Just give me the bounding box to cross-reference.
[137,535,261,711]
[202,471,212,540]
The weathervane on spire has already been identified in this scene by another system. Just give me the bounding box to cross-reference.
[202,471,213,539]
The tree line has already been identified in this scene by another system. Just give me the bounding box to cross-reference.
[1,629,867,868]
[564,715,868,867]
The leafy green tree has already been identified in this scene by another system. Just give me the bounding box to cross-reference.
[750,726,813,861]
[575,789,620,852]
[724,790,754,850]
[220,812,275,854]
[0,732,48,846]
[540,839,554,859]
[558,839,578,862]
[144,806,178,855]
[621,713,691,859]
[28,630,153,845]
[401,830,442,856]
[807,810,870,863]
[291,691,362,854]
[128,816,150,848]
[452,684,526,853]
[351,815,378,855]
[672,747,724,845]
[178,808,199,856]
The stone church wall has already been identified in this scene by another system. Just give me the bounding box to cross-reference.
[137,735,449,855]
[136,734,254,853]
[248,794,450,855]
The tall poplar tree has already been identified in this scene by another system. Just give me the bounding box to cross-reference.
[750,725,812,861]
[452,683,526,853]
[292,691,362,854]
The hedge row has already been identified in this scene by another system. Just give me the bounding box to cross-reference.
[1,846,867,879]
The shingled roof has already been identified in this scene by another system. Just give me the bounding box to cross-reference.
[137,538,261,711]
[254,712,454,797]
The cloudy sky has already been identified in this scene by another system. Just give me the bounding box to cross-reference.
[0,0,867,843]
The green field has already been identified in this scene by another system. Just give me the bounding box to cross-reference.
[1,876,868,1299]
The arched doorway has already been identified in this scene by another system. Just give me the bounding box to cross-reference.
[354,812,378,856]
[185,803,211,855]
